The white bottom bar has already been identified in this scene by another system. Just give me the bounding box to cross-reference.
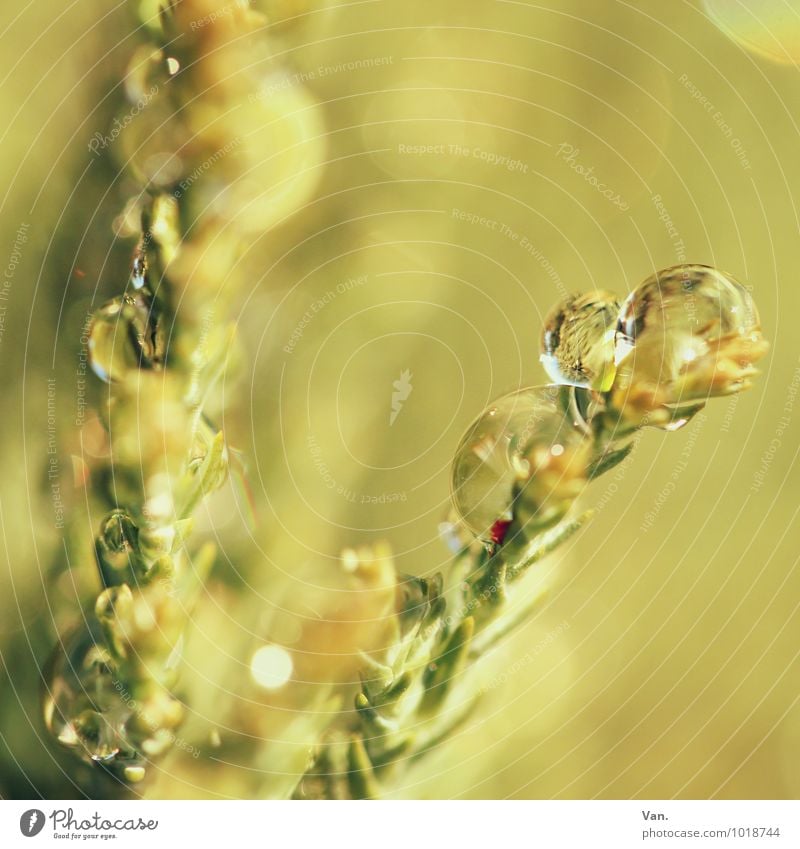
[1,800,797,848]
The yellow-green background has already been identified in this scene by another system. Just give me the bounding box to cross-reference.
[0,0,798,799]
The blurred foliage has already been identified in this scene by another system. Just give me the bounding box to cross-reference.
[0,0,798,800]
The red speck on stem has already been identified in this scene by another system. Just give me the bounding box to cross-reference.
[489,519,511,546]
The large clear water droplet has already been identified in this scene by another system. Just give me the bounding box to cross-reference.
[88,290,165,383]
[541,290,620,391]
[451,386,590,539]
[615,265,764,404]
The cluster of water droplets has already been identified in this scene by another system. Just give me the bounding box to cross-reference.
[450,264,765,543]
[42,620,145,781]
[43,236,184,782]
[43,502,188,778]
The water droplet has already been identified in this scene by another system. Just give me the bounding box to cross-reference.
[614,265,766,419]
[88,290,165,383]
[102,510,137,552]
[72,709,120,763]
[541,290,620,391]
[659,416,690,433]
[451,386,591,539]
[42,623,133,767]
[95,510,139,579]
